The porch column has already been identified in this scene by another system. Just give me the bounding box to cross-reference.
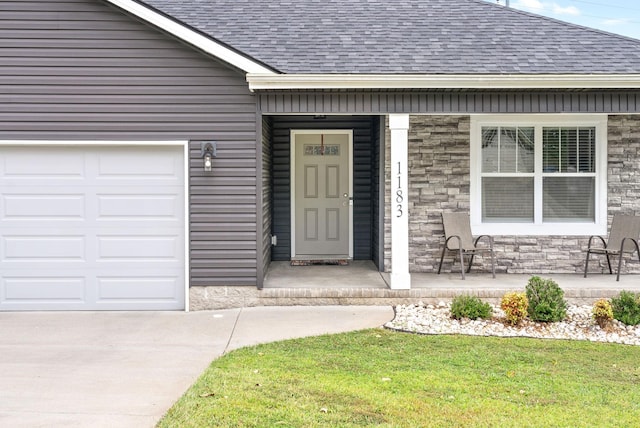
[389,114,411,289]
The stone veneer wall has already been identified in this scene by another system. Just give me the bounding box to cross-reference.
[384,114,640,275]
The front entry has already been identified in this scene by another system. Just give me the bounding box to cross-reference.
[291,130,353,259]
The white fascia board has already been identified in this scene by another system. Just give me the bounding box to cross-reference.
[246,73,640,90]
[106,0,275,74]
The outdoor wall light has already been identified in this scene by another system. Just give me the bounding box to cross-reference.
[200,141,217,172]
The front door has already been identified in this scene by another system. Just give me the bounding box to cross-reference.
[291,130,353,259]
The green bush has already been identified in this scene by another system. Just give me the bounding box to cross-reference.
[500,292,529,326]
[592,298,614,329]
[450,295,493,320]
[611,291,640,326]
[525,276,567,323]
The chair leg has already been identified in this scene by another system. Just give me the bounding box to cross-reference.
[438,246,446,274]
[467,253,475,273]
[489,250,496,279]
[634,250,640,282]
[584,250,590,278]
[616,254,623,282]
[459,247,465,280]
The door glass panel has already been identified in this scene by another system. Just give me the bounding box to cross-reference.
[304,144,340,156]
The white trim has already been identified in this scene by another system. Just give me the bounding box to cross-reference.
[247,73,640,91]
[389,114,411,290]
[469,114,608,236]
[0,140,190,311]
[183,142,190,312]
[105,0,274,74]
[290,130,354,259]
[0,140,188,147]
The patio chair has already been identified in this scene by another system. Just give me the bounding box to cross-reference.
[437,212,496,280]
[584,215,640,281]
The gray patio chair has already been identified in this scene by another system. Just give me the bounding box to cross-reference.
[584,215,640,281]
[437,212,496,280]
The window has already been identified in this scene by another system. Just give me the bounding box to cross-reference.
[470,115,607,236]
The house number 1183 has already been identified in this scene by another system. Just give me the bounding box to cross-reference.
[396,162,404,218]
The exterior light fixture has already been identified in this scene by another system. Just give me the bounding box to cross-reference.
[200,141,217,172]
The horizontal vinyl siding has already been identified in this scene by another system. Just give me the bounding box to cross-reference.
[258,91,640,114]
[1,0,259,287]
[270,116,376,261]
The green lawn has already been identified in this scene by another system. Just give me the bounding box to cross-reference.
[158,329,640,427]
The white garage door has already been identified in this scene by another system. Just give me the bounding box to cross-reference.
[0,145,186,311]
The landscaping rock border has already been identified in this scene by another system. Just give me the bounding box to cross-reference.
[385,303,640,346]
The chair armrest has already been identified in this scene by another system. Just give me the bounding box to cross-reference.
[619,237,640,254]
[445,235,463,250]
[587,235,607,249]
[474,235,494,249]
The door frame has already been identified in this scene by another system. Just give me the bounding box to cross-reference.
[290,129,354,259]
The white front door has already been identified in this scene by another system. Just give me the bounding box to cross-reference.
[291,131,353,259]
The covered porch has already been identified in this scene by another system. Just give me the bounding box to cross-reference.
[257,98,640,294]
[262,261,640,305]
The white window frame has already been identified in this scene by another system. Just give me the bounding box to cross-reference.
[470,115,608,236]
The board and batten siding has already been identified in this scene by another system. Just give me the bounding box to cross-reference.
[372,117,383,270]
[270,115,379,261]
[258,91,640,115]
[260,116,274,285]
[1,0,260,287]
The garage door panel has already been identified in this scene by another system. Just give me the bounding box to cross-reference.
[3,277,86,302]
[97,277,180,302]
[0,145,185,311]
[97,194,180,219]
[97,236,181,261]
[2,150,85,179]
[3,194,85,219]
[3,236,85,261]
[97,149,181,179]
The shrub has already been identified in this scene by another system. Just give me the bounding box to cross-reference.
[611,291,640,326]
[501,292,529,326]
[450,295,492,320]
[592,298,614,329]
[525,276,567,323]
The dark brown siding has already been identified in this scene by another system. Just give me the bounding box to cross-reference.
[258,91,640,114]
[1,0,259,286]
[270,115,377,261]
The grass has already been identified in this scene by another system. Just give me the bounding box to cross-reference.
[158,329,640,427]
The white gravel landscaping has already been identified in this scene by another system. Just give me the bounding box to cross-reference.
[385,302,640,346]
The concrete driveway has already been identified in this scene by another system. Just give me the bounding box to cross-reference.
[0,306,393,427]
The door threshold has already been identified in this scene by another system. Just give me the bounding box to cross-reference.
[290,259,350,266]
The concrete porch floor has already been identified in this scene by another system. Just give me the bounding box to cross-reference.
[262,260,640,305]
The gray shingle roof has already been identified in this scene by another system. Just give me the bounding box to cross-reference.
[140,0,640,74]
